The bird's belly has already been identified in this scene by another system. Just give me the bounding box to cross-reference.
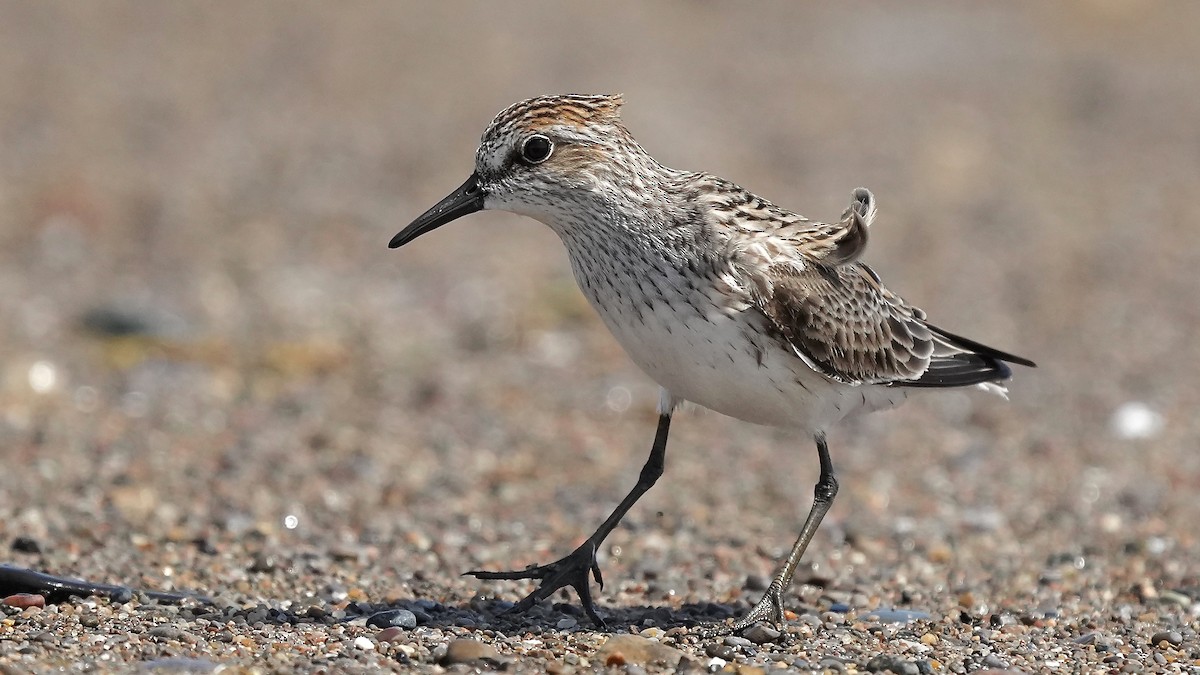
[594,302,907,430]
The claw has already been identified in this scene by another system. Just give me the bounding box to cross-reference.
[465,541,606,627]
[731,585,785,634]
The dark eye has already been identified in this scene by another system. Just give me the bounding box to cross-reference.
[520,135,553,164]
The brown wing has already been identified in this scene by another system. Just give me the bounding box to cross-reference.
[745,261,936,385]
[716,186,1034,385]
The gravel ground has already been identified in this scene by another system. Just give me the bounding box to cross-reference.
[2,3,1199,673]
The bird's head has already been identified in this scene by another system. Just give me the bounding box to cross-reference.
[390,94,652,249]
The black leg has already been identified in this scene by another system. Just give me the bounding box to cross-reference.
[468,412,673,627]
[730,431,838,632]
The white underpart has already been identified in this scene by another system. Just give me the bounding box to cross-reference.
[588,286,909,433]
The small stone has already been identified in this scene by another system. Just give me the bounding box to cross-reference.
[866,608,933,623]
[10,537,41,554]
[375,627,405,642]
[865,654,919,675]
[1150,630,1182,647]
[2,594,45,609]
[920,632,938,646]
[441,638,500,666]
[821,611,845,625]
[147,626,186,641]
[818,657,849,673]
[594,634,683,668]
[248,552,278,573]
[745,574,770,591]
[704,643,736,660]
[366,609,417,629]
[556,617,577,630]
[743,623,781,644]
[981,654,1009,669]
[353,636,374,651]
[723,635,753,648]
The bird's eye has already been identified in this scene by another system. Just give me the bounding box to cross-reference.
[520,135,553,164]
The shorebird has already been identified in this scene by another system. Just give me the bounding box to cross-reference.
[389,94,1034,631]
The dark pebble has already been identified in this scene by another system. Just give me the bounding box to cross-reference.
[744,574,769,591]
[367,608,417,629]
[829,602,851,613]
[191,538,218,555]
[305,605,327,619]
[1149,629,1182,647]
[10,537,41,554]
[248,553,277,573]
[704,643,736,660]
[109,588,134,604]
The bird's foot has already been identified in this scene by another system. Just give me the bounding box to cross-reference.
[466,540,606,627]
[730,584,785,633]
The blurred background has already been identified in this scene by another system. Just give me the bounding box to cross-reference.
[0,0,1197,634]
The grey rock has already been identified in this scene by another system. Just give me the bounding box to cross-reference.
[743,623,782,644]
[366,608,417,629]
[865,654,920,675]
[1149,629,1182,647]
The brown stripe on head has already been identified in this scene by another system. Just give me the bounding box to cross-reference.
[489,94,625,134]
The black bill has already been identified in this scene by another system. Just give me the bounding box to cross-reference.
[389,173,485,248]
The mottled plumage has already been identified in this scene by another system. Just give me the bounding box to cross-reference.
[390,94,1035,632]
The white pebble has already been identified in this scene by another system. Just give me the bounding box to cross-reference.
[28,360,58,394]
[354,636,374,651]
[1111,402,1164,440]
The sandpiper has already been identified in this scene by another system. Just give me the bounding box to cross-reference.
[389,94,1034,631]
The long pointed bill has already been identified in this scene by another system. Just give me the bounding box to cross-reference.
[389,173,485,248]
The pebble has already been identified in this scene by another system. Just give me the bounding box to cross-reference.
[704,643,736,660]
[865,608,932,623]
[595,634,683,668]
[10,537,41,554]
[441,638,500,665]
[555,617,577,630]
[981,653,1009,669]
[374,627,405,642]
[147,626,187,641]
[743,624,782,644]
[865,654,920,674]
[744,574,770,591]
[1149,629,1182,647]
[365,608,417,629]
[2,593,45,609]
[353,636,374,651]
[723,635,753,648]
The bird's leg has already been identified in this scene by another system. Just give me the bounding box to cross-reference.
[468,413,672,627]
[730,432,837,633]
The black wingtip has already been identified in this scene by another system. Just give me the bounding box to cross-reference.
[927,323,1036,369]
